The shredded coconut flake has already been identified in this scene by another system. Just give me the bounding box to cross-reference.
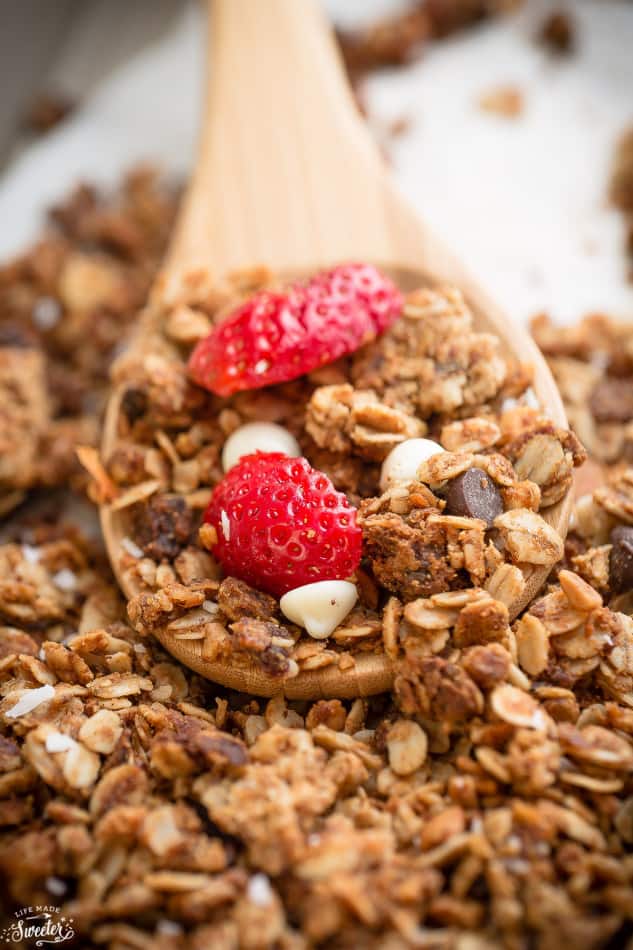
[33,296,61,330]
[21,543,41,564]
[248,872,274,907]
[220,510,231,541]
[5,684,55,719]
[156,921,183,937]
[524,387,540,409]
[45,876,67,897]
[45,731,78,753]
[121,536,144,559]
[53,568,77,592]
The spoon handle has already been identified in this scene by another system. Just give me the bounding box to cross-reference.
[164,0,399,284]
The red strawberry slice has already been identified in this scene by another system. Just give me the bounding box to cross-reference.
[188,263,402,396]
[203,452,362,598]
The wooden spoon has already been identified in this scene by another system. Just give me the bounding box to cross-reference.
[101,0,571,699]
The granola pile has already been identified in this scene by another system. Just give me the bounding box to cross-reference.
[94,272,584,683]
[0,166,179,507]
[3,477,633,947]
[1,167,633,948]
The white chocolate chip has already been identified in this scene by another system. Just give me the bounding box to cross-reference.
[280,580,358,640]
[379,438,444,492]
[21,544,41,564]
[222,422,301,473]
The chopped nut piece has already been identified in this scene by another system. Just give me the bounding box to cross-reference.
[515,613,550,676]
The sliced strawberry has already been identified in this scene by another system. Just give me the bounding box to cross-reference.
[203,452,362,597]
[188,263,402,396]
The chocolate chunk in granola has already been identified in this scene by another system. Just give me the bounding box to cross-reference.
[361,510,463,601]
[134,494,194,561]
[0,322,38,348]
[609,526,633,593]
[218,577,278,623]
[589,378,633,424]
[121,386,149,424]
[444,467,503,526]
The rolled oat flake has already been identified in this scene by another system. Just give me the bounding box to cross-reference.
[609,526,633,593]
[445,466,503,526]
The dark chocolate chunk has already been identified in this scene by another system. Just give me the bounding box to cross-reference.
[121,387,148,424]
[445,467,503,527]
[0,322,38,348]
[609,526,633,593]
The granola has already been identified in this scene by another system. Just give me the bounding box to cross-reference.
[1,516,632,948]
[2,162,633,949]
[337,0,523,79]
[97,277,583,683]
[0,167,179,503]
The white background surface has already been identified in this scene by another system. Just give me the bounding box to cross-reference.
[0,0,632,326]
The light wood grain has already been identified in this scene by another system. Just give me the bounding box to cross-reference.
[101,0,572,699]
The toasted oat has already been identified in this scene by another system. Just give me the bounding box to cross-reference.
[78,709,123,754]
[440,417,501,453]
[386,719,428,775]
[494,508,565,565]
[485,563,526,607]
[490,684,548,730]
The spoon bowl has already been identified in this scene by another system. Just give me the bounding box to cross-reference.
[101,1,572,698]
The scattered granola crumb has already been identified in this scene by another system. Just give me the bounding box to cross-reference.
[609,124,633,275]
[537,8,576,56]
[478,84,524,118]
[23,91,76,133]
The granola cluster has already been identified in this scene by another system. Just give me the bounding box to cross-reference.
[0,166,179,505]
[337,0,523,78]
[533,311,633,474]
